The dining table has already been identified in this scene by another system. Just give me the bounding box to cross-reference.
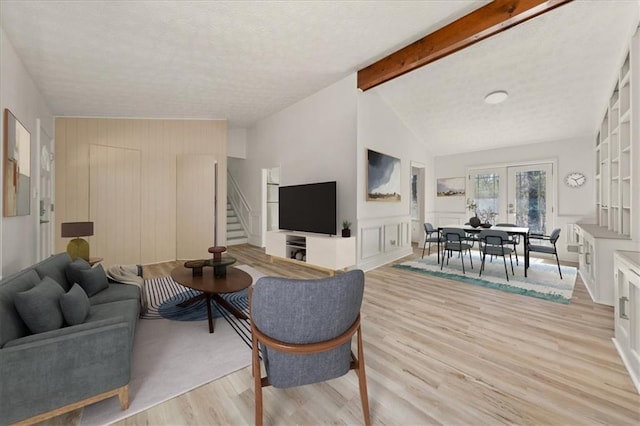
[436,224,531,277]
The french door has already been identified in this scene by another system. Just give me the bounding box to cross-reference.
[506,164,553,234]
[468,163,553,234]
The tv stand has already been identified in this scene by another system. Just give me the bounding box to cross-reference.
[265,230,356,275]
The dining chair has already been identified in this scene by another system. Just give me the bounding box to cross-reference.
[528,228,563,279]
[440,228,474,274]
[478,229,514,281]
[495,223,520,265]
[250,270,370,426]
[421,222,442,258]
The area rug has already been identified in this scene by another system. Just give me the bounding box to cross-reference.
[394,252,577,304]
[79,264,264,425]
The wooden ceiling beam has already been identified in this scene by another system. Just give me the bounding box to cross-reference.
[357,0,573,91]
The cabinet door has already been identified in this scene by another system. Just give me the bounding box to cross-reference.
[89,145,141,266]
[629,269,640,385]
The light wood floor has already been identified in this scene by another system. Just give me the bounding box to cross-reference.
[49,244,640,425]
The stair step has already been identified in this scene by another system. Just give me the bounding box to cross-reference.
[227,229,246,239]
[228,222,243,231]
[227,236,249,246]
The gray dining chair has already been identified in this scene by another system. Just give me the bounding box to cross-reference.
[440,228,474,274]
[422,222,442,258]
[478,229,514,281]
[250,270,370,426]
[528,228,563,279]
[495,223,520,265]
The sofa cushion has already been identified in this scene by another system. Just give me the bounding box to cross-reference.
[14,277,65,334]
[65,258,91,287]
[89,282,141,306]
[59,283,90,325]
[78,264,109,297]
[34,253,72,291]
[88,299,140,342]
[0,269,41,347]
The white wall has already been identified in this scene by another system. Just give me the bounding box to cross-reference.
[232,74,359,246]
[356,89,434,270]
[432,136,594,260]
[228,127,247,159]
[0,28,54,276]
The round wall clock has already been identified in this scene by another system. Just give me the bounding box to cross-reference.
[564,172,586,188]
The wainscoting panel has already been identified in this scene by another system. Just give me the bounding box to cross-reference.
[384,224,399,252]
[360,226,383,260]
[357,216,413,271]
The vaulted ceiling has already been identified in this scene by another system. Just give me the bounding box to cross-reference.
[1,1,638,155]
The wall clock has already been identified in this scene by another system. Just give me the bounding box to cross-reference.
[564,172,586,188]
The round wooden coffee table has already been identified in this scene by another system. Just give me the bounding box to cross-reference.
[170,265,252,333]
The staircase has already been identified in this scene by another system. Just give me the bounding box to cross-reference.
[226,201,248,245]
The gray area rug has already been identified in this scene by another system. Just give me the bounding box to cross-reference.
[80,264,264,425]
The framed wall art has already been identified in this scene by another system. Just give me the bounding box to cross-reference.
[437,176,465,197]
[3,109,31,216]
[367,149,401,201]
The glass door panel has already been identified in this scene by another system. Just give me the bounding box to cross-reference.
[468,168,505,223]
[507,164,553,234]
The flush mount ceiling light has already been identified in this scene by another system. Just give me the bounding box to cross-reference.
[484,90,509,104]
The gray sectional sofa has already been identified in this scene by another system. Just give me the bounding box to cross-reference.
[0,253,140,425]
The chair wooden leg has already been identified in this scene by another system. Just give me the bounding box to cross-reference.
[356,326,371,426]
[252,322,263,426]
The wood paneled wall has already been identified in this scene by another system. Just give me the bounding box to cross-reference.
[55,118,227,266]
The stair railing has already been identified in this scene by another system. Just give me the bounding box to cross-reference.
[227,170,252,239]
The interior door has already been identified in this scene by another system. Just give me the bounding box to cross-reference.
[38,123,54,261]
[506,163,553,234]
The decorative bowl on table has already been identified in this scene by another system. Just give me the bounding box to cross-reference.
[468,217,481,228]
[481,223,492,228]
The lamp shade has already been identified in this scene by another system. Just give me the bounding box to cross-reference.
[61,222,94,238]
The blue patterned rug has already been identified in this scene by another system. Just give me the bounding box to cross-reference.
[141,265,262,349]
[394,252,576,304]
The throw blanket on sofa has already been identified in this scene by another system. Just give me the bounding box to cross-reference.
[107,264,147,314]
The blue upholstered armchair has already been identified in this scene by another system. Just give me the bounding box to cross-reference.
[250,270,370,425]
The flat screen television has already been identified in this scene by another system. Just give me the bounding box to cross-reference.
[278,181,337,235]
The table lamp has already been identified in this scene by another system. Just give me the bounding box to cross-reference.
[61,221,94,261]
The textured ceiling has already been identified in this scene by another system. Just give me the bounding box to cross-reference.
[375,1,640,155]
[1,1,638,156]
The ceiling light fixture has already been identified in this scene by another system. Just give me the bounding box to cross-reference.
[484,90,509,104]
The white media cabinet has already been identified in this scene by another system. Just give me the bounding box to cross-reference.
[265,230,356,275]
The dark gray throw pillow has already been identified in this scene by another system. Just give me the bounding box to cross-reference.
[59,283,90,325]
[14,277,65,334]
[78,264,109,297]
[65,257,91,287]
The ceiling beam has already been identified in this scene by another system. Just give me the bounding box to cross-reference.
[357,0,573,91]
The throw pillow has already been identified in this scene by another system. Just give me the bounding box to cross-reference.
[77,264,109,297]
[14,277,65,334]
[59,283,90,325]
[65,257,91,287]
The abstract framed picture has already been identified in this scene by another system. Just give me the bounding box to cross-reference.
[437,177,465,197]
[3,109,31,216]
[367,149,401,201]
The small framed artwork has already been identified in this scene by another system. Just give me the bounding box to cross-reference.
[367,149,401,201]
[3,109,31,216]
[437,177,465,197]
